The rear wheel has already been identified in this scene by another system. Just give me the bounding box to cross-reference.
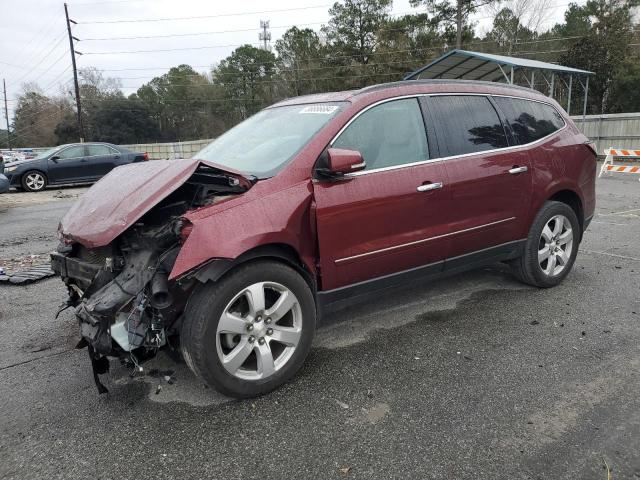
[181,260,316,398]
[21,170,47,192]
[511,201,580,288]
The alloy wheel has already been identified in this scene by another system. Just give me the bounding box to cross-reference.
[25,172,45,191]
[216,281,303,381]
[538,214,573,277]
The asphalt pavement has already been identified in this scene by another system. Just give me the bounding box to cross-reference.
[0,174,639,480]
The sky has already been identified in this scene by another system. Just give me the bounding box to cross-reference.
[0,0,582,121]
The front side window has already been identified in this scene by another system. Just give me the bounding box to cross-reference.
[332,98,428,171]
[58,146,85,159]
[493,97,565,145]
[428,95,508,157]
[195,103,345,178]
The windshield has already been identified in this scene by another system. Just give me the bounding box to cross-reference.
[195,103,345,178]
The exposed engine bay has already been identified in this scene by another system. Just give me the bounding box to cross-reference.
[51,164,251,393]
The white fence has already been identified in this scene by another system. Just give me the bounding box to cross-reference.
[14,139,213,160]
[122,138,213,160]
[571,112,640,155]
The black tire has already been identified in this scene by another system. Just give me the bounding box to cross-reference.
[181,260,316,398]
[511,200,581,288]
[21,170,47,192]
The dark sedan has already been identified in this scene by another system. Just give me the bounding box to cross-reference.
[3,143,148,192]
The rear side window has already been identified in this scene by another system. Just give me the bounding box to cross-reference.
[332,98,428,171]
[428,95,508,157]
[492,97,565,145]
[87,145,113,156]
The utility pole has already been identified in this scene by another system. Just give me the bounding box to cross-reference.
[2,79,10,150]
[259,20,271,51]
[64,2,84,142]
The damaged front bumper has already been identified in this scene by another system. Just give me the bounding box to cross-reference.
[52,160,251,393]
[51,224,187,393]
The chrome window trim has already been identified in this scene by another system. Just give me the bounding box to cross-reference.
[334,217,516,265]
[328,92,567,178]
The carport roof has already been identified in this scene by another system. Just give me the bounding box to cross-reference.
[405,49,594,81]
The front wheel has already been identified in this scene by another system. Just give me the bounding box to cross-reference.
[21,170,47,192]
[181,260,316,398]
[511,201,581,288]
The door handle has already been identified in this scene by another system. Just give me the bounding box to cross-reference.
[508,166,528,174]
[417,182,443,192]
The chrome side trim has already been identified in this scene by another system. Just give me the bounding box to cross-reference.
[334,217,516,265]
[328,93,567,178]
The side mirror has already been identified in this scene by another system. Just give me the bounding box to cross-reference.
[50,155,60,162]
[326,148,366,175]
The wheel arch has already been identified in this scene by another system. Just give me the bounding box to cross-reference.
[547,189,584,238]
[192,243,317,292]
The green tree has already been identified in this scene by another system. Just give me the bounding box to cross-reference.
[375,13,442,80]
[275,27,324,96]
[54,114,80,144]
[89,95,160,144]
[137,64,223,141]
[608,60,640,113]
[13,85,73,147]
[548,2,592,38]
[559,0,639,113]
[485,8,536,55]
[322,0,392,65]
[77,67,122,141]
[213,45,277,122]
[410,0,499,48]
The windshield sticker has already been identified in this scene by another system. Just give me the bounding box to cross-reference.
[299,105,339,115]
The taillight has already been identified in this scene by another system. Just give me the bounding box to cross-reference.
[143,152,149,161]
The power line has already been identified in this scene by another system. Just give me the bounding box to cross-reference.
[71,0,154,4]
[4,36,68,89]
[2,11,68,86]
[41,69,74,94]
[83,42,262,55]
[83,35,584,71]
[81,22,326,41]
[99,35,588,81]
[78,4,333,24]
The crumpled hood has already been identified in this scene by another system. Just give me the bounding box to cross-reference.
[59,158,250,247]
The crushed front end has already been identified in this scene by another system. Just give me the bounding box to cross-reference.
[51,160,251,393]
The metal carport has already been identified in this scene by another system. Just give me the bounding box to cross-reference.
[404,49,594,121]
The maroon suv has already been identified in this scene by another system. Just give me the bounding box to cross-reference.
[52,80,597,397]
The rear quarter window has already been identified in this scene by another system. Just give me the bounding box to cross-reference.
[492,97,565,145]
[428,95,508,157]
